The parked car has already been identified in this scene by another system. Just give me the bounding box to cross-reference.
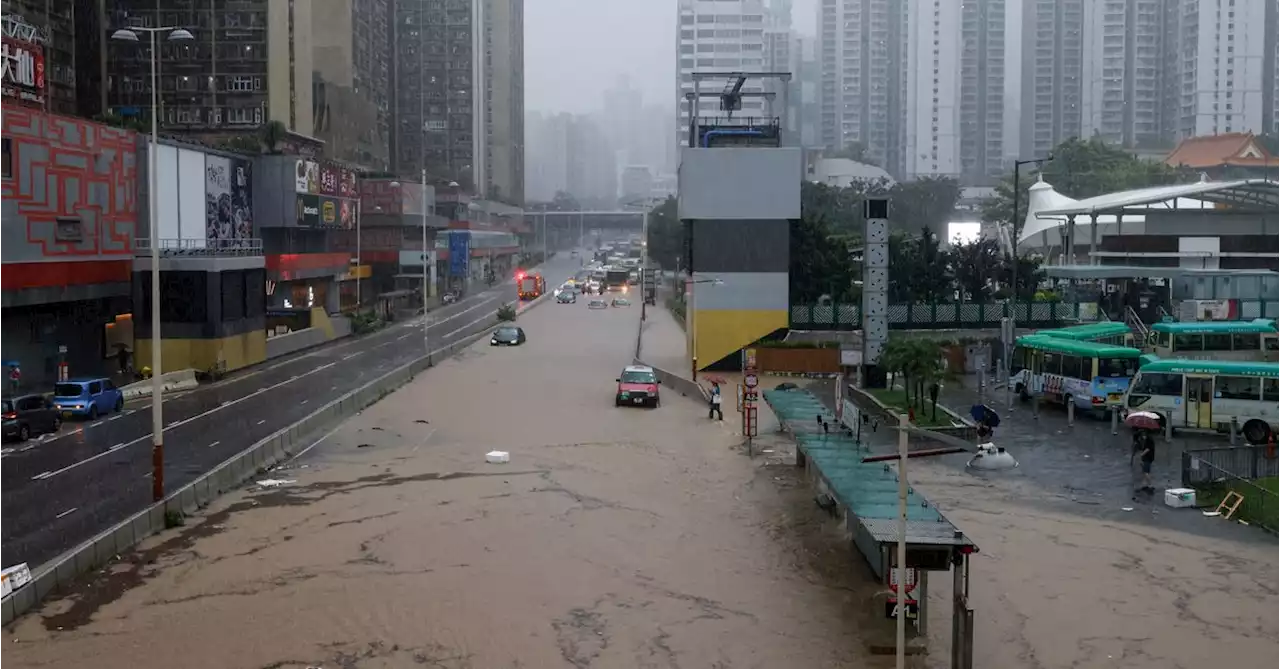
[2,394,61,442]
[588,299,608,310]
[52,377,124,420]
[615,365,660,408]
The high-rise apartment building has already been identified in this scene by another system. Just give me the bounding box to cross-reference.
[816,0,909,177]
[958,0,1007,183]
[1019,0,1084,159]
[904,0,963,179]
[1164,0,1276,141]
[1080,0,1166,148]
[675,0,769,153]
[104,0,314,137]
[393,0,522,205]
[792,35,820,148]
[312,0,392,170]
[524,110,570,202]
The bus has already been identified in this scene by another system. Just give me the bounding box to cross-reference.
[1149,319,1278,362]
[1010,335,1144,414]
[1037,321,1134,347]
[1124,359,1279,442]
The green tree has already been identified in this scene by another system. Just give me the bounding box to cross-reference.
[998,255,1047,300]
[948,237,1003,301]
[790,209,856,303]
[550,190,581,212]
[879,337,945,415]
[889,176,961,237]
[260,120,288,155]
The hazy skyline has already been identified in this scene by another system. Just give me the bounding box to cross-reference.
[525,0,818,115]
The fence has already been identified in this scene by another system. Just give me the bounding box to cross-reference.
[789,300,1097,331]
[1181,445,1279,532]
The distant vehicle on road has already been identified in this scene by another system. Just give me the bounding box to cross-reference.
[1010,335,1142,415]
[588,299,608,310]
[556,291,577,304]
[1149,319,1278,362]
[52,378,124,420]
[616,365,660,408]
[3,394,61,442]
[490,326,527,346]
[1124,358,1279,442]
[441,291,458,305]
[611,298,631,307]
[517,272,546,300]
[604,268,630,293]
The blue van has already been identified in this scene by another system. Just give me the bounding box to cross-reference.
[52,377,124,419]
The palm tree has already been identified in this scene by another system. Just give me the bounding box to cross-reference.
[259,120,288,154]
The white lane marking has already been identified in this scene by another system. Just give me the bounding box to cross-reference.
[256,419,266,425]
[90,421,104,428]
[108,414,123,421]
[109,443,125,452]
[55,507,77,519]
[30,361,339,481]
[299,399,308,405]
[208,440,221,449]
[283,422,344,464]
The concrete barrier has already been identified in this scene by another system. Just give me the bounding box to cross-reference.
[0,295,552,626]
[265,327,329,360]
[119,369,199,400]
[632,316,709,403]
[846,384,977,443]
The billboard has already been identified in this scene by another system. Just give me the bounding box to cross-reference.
[203,154,254,242]
[293,159,356,229]
[1,36,45,107]
[295,194,320,226]
[448,231,471,277]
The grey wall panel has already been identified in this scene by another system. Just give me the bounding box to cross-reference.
[690,219,791,273]
[692,272,789,311]
[678,148,802,220]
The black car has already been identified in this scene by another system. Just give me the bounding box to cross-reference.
[3,394,61,442]
[490,325,527,346]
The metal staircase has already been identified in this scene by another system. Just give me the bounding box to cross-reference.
[1124,305,1150,346]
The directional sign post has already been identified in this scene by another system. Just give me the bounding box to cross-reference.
[744,373,758,389]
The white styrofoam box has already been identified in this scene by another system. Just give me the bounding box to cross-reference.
[1164,488,1197,509]
[485,451,510,464]
[1,563,32,598]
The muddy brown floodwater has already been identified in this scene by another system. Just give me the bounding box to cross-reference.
[3,304,907,669]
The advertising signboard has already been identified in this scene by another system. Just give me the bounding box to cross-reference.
[2,36,45,106]
[295,194,320,226]
[295,159,319,194]
[448,231,471,277]
[319,163,340,196]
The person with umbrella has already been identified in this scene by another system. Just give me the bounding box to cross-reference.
[1125,411,1163,493]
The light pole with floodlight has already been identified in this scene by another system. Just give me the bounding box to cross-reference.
[112,24,195,503]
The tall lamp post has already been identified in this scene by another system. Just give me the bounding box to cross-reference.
[112,25,195,503]
[1008,155,1053,317]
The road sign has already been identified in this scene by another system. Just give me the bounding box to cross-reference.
[889,567,917,594]
[744,373,758,389]
[885,598,919,620]
[744,348,757,370]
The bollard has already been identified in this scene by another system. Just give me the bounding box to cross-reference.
[1230,416,1239,446]
[1111,407,1119,435]
[1165,414,1174,443]
[1067,398,1075,427]
[978,371,986,403]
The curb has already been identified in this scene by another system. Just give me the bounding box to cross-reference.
[632,311,709,404]
[0,292,554,627]
[846,384,977,441]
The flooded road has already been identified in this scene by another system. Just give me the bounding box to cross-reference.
[4,301,900,668]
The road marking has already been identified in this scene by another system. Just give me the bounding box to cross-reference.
[256,419,266,425]
[29,360,340,481]
[208,440,220,449]
[55,507,77,519]
[91,421,103,428]
[109,443,125,452]
[283,421,345,464]
[299,399,309,405]
[108,414,123,421]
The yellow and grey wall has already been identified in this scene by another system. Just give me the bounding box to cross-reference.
[678,147,802,370]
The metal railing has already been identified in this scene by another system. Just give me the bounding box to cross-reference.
[1123,305,1149,341]
[788,300,1097,331]
[135,237,264,257]
[1180,446,1278,532]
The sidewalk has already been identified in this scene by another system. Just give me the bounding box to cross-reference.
[639,303,690,376]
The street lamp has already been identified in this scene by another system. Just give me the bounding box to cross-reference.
[112,25,194,503]
[390,179,433,366]
[1008,154,1051,413]
[687,275,724,381]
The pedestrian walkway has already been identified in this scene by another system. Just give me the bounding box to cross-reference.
[639,304,690,376]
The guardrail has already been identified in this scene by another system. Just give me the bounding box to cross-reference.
[1181,445,1279,487]
[789,300,1097,331]
[0,291,553,626]
[135,238,264,257]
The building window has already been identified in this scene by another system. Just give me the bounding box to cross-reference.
[1,138,10,179]
[55,217,84,242]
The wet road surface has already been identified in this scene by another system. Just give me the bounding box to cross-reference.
[4,282,902,668]
[1,264,575,572]
[808,378,1279,668]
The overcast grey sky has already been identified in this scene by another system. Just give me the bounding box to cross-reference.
[524,0,817,115]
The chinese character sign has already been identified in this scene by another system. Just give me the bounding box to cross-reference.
[2,37,45,106]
